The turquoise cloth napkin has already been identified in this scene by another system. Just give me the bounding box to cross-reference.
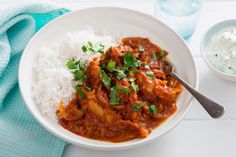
[0,2,70,157]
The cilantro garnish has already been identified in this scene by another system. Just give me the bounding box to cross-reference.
[128,78,139,92]
[117,72,126,80]
[133,101,147,112]
[75,85,87,100]
[66,59,86,81]
[81,45,88,52]
[129,67,138,74]
[107,60,116,72]
[109,86,131,105]
[73,69,85,80]
[113,67,128,80]
[146,71,155,79]
[116,86,131,94]
[66,59,87,99]
[109,87,120,105]
[160,50,165,57]
[66,58,77,69]
[150,104,158,114]
[151,52,157,61]
[100,70,111,89]
[81,41,105,54]
[124,51,141,68]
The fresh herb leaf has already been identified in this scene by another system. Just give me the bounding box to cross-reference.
[110,86,131,105]
[78,60,85,72]
[130,67,138,74]
[124,51,141,68]
[100,63,107,69]
[132,83,139,91]
[109,87,120,105]
[133,105,142,112]
[97,45,105,54]
[75,85,87,99]
[66,58,77,69]
[66,59,88,96]
[81,45,88,52]
[151,52,157,61]
[116,86,131,94]
[117,72,126,80]
[107,60,116,71]
[138,45,144,52]
[128,78,139,92]
[94,43,105,54]
[118,67,130,75]
[160,50,165,57]
[88,41,93,47]
[146,71,154,79]
[73,70,85,80]
[81,41,105,54]
[66,59,86,81]
[113,67,128,80]
[150,104,158,114]
[100,70,111,88]
[133,101,147,112]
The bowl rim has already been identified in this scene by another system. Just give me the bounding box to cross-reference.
[18,7,198,150]
[200,19,236,79]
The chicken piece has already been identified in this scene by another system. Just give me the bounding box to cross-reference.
[57,99,87,121]
[86,57,101,88]
[95,85,109,106]
[87,99,120,123]
[136,70,177,102]
[102,120,150,142]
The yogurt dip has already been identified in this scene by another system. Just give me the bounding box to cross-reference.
[206,26,236,75]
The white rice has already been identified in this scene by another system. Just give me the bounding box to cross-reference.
[32,30,117,121]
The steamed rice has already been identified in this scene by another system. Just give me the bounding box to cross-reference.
[32,30,117,120]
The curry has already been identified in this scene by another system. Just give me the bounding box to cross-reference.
[57,37,183,142]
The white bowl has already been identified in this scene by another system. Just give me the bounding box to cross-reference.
[201,19,236,82]
[19,7,197,150]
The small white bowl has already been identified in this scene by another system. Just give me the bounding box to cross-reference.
[201,19,236,82]
[19,7,197,150]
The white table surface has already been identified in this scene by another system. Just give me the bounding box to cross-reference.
[1,0,236,156]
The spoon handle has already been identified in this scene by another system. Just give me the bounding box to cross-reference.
[171,72,225,118]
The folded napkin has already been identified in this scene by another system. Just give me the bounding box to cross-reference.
[0,2,69,157]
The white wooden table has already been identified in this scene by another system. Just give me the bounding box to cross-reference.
[1,0,236,156]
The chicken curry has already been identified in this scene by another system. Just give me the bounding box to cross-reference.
[57,37,183,142]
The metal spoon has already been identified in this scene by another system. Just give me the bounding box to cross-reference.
[164,60,225,118]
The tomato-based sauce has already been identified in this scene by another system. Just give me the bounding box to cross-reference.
[57,37,183,142]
